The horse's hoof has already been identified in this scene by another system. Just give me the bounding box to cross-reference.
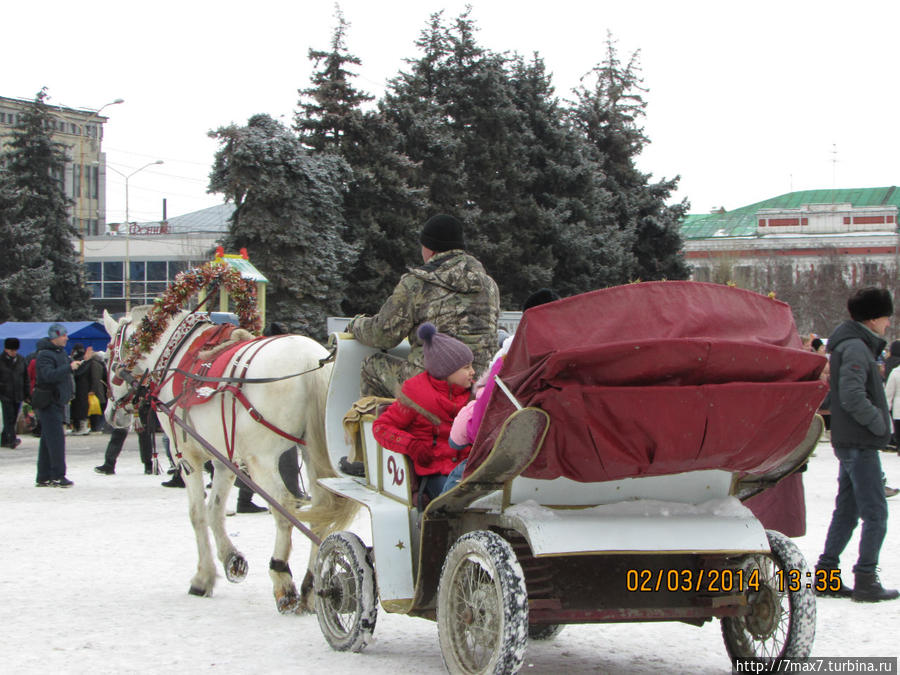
[188,585,209,597]
[276,591,301,614]
[225,553,248,583]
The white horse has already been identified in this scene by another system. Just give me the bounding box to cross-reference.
[103,306,357,613]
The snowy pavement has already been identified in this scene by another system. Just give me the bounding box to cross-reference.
[0,432,897,673]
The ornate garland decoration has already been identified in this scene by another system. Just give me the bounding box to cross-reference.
[123,261,262,370]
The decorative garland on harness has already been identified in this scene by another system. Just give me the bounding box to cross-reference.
[109,261,332,470]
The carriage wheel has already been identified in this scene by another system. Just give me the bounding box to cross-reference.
[527,623,564,641]
[721,529,816,662]
[314,532,378,653]
[437,530,529,675]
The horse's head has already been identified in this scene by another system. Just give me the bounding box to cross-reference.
[103,306,157,428]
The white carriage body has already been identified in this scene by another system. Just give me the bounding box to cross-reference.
[318,333,798,608]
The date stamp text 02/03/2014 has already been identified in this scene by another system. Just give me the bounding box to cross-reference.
[625,567,843,594]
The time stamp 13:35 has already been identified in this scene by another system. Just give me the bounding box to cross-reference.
[625,567,842,593]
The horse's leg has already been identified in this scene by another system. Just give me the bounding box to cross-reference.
[244,452,303,614]
[205,459,246,582]
[299,543,319,614]
[183,452,217,597]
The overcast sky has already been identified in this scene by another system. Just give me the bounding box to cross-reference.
[7,0,899,225]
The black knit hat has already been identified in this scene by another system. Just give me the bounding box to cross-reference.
[4,337,19,350]
[417,322,473,379]
[522,288,561,311]
[420,214,465,252]
[848,287,893,322]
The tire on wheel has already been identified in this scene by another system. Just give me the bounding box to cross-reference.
[528,623,564,641]
[314,531,378,653]
[721,529,816,662]
[437,530,529,675]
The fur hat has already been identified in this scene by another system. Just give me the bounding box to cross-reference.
[4,337,19,350]
[48,323,67,339]
[848,287,893,322]
[420,214,465,253]
[522,288,561,311]
[417,322,473,379]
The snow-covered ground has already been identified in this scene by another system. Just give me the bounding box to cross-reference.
[0,432,897,673]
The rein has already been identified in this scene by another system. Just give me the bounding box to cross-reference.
[169,349,334,385]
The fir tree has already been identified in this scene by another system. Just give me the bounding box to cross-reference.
[383,11,638,306]
[570,35,690,281]
[0,173,53,321]
[294,7,423,315]
[208,114,356,340]
[1,88,92,319]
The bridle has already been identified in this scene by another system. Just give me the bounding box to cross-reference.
[107,318,146,415]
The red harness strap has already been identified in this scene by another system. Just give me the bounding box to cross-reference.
[216,336,307,460]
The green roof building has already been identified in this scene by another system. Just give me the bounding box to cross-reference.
[682,187,900,285]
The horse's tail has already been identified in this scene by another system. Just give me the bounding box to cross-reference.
[293,365,359,536]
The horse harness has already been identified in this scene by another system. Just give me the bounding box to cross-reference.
[108,312,334,464]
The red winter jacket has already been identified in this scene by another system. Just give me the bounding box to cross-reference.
[373,371,471,476]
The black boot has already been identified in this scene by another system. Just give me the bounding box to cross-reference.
[236,500,268,514]
[852,572,900,602]
[161,472,185,488]
[814,565,853,598]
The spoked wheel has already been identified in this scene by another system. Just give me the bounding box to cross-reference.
[437,530,529,675]
[721,529,816,662]
[314,532,377,653]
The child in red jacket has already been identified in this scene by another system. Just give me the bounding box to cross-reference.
[373,322,474,498]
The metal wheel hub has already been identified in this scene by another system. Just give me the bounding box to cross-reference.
[745,586,779,637]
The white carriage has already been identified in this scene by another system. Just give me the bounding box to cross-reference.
[312,282,827,674]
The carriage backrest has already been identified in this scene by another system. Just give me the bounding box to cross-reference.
[324,333,409,474]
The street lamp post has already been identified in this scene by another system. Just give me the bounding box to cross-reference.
[108,160,164,312]
[76,98,123,261]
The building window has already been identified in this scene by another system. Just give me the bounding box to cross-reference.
[85,262,101,298]
[692,266,710,282]
[103,261,123,298]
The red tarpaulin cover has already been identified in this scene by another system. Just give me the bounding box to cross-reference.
[466,281,828,483]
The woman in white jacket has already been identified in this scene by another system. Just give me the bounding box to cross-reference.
[884,361,900,448]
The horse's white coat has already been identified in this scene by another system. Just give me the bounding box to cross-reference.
[103,308,356,612]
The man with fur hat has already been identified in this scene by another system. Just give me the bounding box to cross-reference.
[816,287,898,602]
[373,323,474,499]
[0,337,29,448]
[347,214,499,398]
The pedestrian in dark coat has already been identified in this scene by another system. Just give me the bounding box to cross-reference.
[816,287,899,602]
[0,337,29,448]
[34,324,90,488]
[87,351,108,432]
[69,343,92,435]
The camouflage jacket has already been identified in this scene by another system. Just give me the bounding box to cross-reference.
[349,250,500,375]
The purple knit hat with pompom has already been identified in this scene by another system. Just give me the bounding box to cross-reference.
[417,322,473,379]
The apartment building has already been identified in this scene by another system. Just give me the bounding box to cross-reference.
[0,95,112,244]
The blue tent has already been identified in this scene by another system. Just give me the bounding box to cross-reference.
[0,321,110,357]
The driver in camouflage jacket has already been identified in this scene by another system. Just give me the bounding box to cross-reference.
[347,214,500,398]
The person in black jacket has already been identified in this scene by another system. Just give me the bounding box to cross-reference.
[816,288,899,602]
[0,337,29,448]
[33,324,91,488]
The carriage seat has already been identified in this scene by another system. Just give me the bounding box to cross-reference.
[342,400,431,510]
